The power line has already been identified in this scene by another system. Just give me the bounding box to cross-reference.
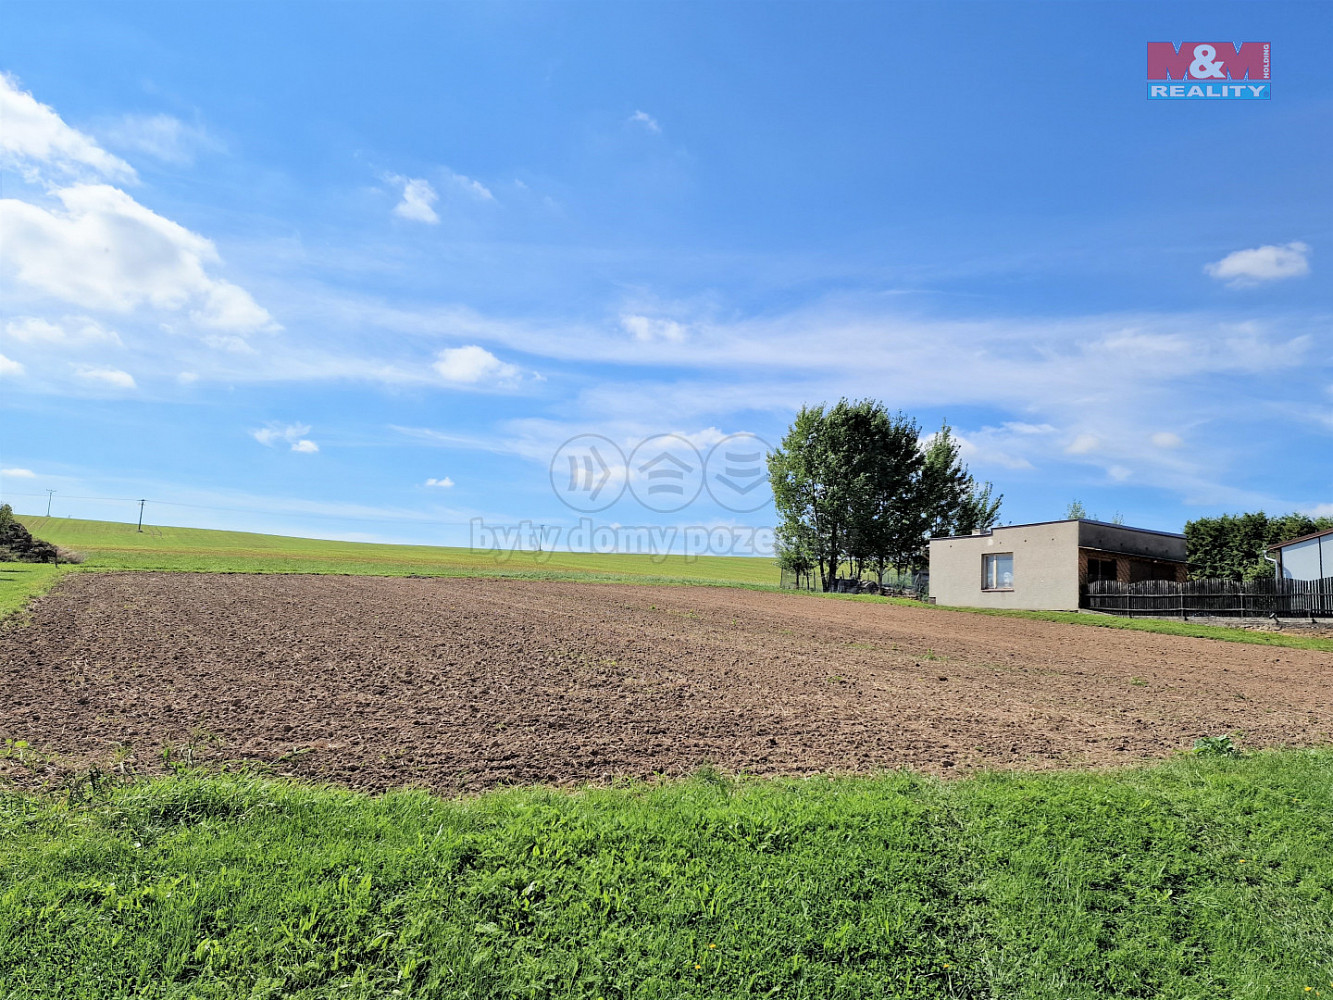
[0,490,479,527]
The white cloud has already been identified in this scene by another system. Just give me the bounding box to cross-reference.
[1205,242,1311,287]
[74,364,136,389]
[1003,422,1057,435]
[202,333,258,354]
[1107,466,1132,482]
[1151,431,1183,448]
[4,315,122,347]
[1065,433,1100,455]
[0,354,26,377]
[178,371,199,384]
[252,422,318,453]
[392,177,439,224]
[0,72,136,182]
[0,183,275,332]
[433,345,520,385]
[448,169,493,201]
[425,476,455,488]
[947,428,1035,470]
[96,113,222,165]
[1,468,36,478]
[621,314,687,343]
[628,110,661,133]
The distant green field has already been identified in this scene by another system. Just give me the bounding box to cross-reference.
[2,750,1330,998]
[15,515,779,585]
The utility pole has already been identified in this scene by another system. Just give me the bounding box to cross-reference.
[137,499,146,533]
[45,489,55,517]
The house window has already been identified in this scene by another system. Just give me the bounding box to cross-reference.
[1087,557,1117,584]
[982,553,1014,590]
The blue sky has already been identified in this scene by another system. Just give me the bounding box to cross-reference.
[1,1,1329,552]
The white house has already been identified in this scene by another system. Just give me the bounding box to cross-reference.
[1269,526,1333,582]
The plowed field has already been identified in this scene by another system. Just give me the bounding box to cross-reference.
[3,573,1330,791]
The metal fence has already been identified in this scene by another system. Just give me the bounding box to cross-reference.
[1084,576,1333,619]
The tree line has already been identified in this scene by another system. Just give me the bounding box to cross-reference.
[1185,512,1333,581]
[767,399,1001,591]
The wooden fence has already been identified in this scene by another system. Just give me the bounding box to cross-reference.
[1084,576,1333,618]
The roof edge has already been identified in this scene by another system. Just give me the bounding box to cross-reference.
[930,517,1185,543]
[1267,525,1333,550]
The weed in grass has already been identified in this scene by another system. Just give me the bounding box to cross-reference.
[1193,734,1242,757]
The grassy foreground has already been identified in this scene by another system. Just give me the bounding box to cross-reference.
[14,516,778,585]
[2,751,1331,999]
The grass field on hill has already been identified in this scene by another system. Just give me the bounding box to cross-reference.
[14,515,779,584]
[2,750,1330,999]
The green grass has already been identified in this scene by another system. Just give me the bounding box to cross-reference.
[2,752,1331,998]
[14,515,778,585]
[0,563,71,622]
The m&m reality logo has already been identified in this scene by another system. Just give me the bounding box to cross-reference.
[1147,42,1270,100]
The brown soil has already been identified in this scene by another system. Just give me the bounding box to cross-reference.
[2,573,1330,792]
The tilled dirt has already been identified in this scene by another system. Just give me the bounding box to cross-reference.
[2,572,1330,792]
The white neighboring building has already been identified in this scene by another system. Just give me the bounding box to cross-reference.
[1269,527,1333,582]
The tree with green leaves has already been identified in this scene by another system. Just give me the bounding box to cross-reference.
[768,402,1002,590]
[1185,512,1333,581]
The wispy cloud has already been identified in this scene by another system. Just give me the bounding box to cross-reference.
[5,315,122,347]
[425,476,454,488]
[252,421,319,453]
[74,364,136,389]
[96,113,224,165]
[1,468,36,478]
[1205,241,1311,287]
[621,314,687,343]
[447,169,493,201]
[628,110,661,133]
[0,354,26,377]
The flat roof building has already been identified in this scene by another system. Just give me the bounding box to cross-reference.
[1268,526,1333,583]
[928,519,1188,612]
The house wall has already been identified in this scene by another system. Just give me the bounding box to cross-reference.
[1278,535,1330,582]
[928,520,1082,611]
[1076,521,1188,562]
